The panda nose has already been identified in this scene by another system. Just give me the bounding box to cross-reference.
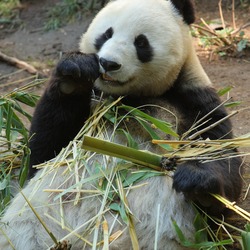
[99,57,121,72]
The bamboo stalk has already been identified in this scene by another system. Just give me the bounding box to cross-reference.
[102,220,109,250]
[188,110,239,140]
[212,194,250,222]
[20,191,59,246]
[82,136,163,171]
[44,213,93,248]
[152,136,250,146]
[43,189,101,194]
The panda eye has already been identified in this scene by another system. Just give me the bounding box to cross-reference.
[104,27,113,40]
[134,34,153,63]
[95,27,114,50]
[134,34,150,48]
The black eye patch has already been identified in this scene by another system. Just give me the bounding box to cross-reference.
[95,27,114,51]
[134,34,154,63]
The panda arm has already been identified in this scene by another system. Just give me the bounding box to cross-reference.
[164,82,242,214]
[28,52,99,178]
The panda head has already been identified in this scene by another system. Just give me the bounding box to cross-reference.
[80,0,195,96]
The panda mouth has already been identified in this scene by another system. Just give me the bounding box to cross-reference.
[100,73,134,86]
[101,73,116,82]
[100,73,126,85]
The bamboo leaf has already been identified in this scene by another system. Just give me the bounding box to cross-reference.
[242,224,250,250]
[172,220,187,243]
[19,150,30,187]
[0,106,3,134]
[5,103,13,143]
[103,106,117,124]
[109,203,120,212]
[117,129,139,149]
[136,118,161,140]
[136,119,172,150]
[10,101,33,121]
[120,105,178,138]
[242,231,250,250]
[224,101,241,108]
[120,204,129,224]
[6,106,29,141]
[122,170,162,187]
[0,99,7,106]
[110,199,129,224]
[217,86,232,96]
[13,91,39,107]
[0,179,8,191]
[173,220,232,248]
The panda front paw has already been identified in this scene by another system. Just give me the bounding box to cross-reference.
[57,52,100,80]
[173,161,224,209]
[55,52,100,94]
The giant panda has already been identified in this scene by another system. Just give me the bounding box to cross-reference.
[0,0,243,249]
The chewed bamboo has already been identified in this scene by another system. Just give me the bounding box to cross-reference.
[82,135,163,171]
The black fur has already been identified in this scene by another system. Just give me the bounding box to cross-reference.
[95,27,113,51]
[28,52,99,178]
[173,157,242,214]
[170,0,195,24]
[134,34,154,63]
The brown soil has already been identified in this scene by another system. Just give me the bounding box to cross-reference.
[0,0,249,247]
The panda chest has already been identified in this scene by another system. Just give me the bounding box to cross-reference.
[91,97,178,153]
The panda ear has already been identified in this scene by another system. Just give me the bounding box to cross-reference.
[170,0,195,24]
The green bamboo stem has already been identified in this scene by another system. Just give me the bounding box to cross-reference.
[82,136,163,171]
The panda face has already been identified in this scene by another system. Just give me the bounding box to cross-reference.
[95,28,153,64]
[80,0,191,96]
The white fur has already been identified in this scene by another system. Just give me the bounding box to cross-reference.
[0,0,210,249]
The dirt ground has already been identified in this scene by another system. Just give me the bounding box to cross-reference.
[0,0,250,246]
